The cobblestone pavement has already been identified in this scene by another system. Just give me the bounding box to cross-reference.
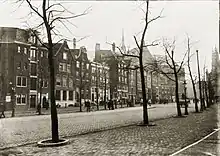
[173,104,220,156]
[0,104,217,156]
[0,103,197,149]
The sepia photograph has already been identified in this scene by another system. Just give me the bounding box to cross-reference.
[0,0,219,155]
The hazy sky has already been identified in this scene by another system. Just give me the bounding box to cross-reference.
[1,0,219,78]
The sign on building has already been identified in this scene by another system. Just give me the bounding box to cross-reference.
[6,96,11,102]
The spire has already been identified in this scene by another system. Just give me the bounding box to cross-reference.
[121,29,126,53]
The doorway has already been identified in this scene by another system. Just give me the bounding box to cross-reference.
[30,95,36,108]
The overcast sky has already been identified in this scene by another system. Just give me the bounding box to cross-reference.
[1,0,219,78]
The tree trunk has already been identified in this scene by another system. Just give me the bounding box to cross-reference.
[104,76,107,110]
[43,0,59,142]
[188,65,198,112]
[139,51,149,125]
[79,88,82,112]
[174,73,182,116]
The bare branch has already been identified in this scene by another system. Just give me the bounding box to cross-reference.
[26,0,44,19]
[134,36,140,49]
[147,8,164,25]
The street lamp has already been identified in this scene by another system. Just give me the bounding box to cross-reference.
[183,80,188,115]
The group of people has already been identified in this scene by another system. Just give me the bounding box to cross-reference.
[85,100,92,112]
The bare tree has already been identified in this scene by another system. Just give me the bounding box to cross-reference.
[186,36,199,113]
[19,0,90,142]
[154,39,187,117]
[107,0,162,125]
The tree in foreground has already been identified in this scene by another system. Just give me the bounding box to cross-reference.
[19,0,90,143]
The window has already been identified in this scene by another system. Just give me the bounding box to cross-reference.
[18,46,21,53]
[17,77,21,86]
[67,64,71,73]
[76,71,79,77]
[21,95,26,104]
[22,77,27,86]
[44,80,48,88]
[69,78,73,88]
[24,62,28,70]
[69,91,73,100]
[31,63,37,76]
[63,52,67,60]
[16,94,26,105]
[63,63,67,72]
[62,77,67,87]
[16,95,21,104]
[41,51,44,57]
[30,78,37,90]
[56,77,61,86]
[16,76,27,87]
[30,49,36,58]
[17,62,21,69]
[86,64,89,69]
[76,61,80,68]
[24,48,27,54]
[63,90,67,100]
[56,90,61,100]
[59,63,63,72]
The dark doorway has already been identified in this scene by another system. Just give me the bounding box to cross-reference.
[30,95,36,108]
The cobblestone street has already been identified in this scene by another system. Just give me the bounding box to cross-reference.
[0,104,217,156]
[0,103,197,149]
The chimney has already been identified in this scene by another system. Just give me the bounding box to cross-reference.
[112,42,115,52]
[73,38,76,49]
[95,43,100,51]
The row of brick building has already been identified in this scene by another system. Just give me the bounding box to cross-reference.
[0,27,185,110]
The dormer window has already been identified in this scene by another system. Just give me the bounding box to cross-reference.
[63,52,67,60]
[18,46,21,53]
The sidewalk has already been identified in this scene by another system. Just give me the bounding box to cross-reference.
[3,103,156,118]
[0,104,217,156]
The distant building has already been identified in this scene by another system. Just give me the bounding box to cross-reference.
[90,61,110,103]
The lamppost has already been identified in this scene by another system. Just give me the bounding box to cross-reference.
[196,50,204,111]
[183,80,188,115]
[9,82,15,117]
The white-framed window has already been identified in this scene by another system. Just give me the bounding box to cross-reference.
[69,78,73,88]
[56,76,61,86]
[24,47,27,54]
[17,46,21,53]
[67,64,71,73]
[86,64,89,69]
[30,49,36,58]
[16,94,26,105]
[59,63,63,72]
[16,76,27,87]
[92,67,95,73]
[63,52,67,60]
[63,63,67,72]
[76,61,80,68]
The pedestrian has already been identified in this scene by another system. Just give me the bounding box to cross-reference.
[148,99,152,106]
[108,100,111,110]
[0,103,5,118]
[45,100,49,110]
[36,103,41,115]
[87,100,91,112]
[85,100,88,112]
[111,100,114,110]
